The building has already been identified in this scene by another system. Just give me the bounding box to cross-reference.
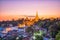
[34,11,39,22]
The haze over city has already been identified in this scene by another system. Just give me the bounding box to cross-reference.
[0,0,60,21]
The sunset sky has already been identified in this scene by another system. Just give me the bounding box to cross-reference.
[0,0,60,20]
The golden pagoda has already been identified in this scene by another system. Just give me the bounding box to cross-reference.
[35,11,39,22]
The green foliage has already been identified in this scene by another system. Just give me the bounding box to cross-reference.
[38,22,43,27]
[35,35,43,40]
[0,38,1,40]
[26,27,33,33]
[55,31,60,40]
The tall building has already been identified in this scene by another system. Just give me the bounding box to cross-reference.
[35,11,39,22]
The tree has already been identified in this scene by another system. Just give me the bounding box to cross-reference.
[26,27,33,34]
[35,35,43,40]
[55,31,60,40]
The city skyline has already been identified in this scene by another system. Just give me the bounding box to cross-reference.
[0,0,60,20]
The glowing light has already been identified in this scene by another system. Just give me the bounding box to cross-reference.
[6,27,11,32]
[32,36,36,40]
[18,24,25,28]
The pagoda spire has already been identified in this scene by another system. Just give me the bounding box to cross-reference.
[35,11,39,21]
[36,11,38,18]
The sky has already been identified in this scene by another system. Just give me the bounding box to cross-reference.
[0,0,60,20]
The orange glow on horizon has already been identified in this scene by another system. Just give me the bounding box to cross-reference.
[0,15,60,21]
[0,0,60,21]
